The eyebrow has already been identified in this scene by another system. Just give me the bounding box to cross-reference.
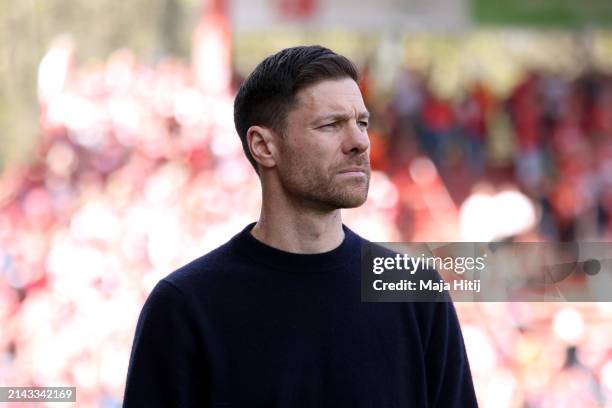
[313,111,370,125]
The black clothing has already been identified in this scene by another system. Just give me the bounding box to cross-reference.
[123,223,478,407]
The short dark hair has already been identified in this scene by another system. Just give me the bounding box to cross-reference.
[233,45,359,172]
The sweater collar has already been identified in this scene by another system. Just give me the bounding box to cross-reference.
[230,222,361,272]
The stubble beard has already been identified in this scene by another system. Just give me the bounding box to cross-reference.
[279,159,371,211]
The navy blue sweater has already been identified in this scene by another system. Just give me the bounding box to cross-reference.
[123,223,478,407]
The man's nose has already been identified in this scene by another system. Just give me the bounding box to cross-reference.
[343,121,370,155]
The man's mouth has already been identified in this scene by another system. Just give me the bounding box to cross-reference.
[337,167,369,177]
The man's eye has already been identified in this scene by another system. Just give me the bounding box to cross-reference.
[320,122,338,129]
[359,121,369,129]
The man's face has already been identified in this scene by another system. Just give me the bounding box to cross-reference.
[274,77,371,210]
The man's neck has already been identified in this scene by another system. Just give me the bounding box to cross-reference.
[250,203,345,254]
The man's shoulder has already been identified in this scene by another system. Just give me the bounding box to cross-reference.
[162,234,242,294]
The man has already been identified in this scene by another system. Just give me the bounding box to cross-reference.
[123,45,478,407]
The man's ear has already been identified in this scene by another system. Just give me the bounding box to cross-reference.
[246,125,278,170]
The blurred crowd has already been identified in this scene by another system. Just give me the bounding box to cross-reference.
[375,67,612,242]
[0,45,611,407]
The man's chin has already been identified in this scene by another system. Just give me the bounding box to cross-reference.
[332,190,369,209]
[298,182,369,210]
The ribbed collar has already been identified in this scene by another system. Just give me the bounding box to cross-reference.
[230,222,361,273]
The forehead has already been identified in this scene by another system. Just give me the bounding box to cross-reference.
[293,78,366,117]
